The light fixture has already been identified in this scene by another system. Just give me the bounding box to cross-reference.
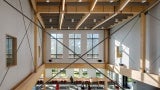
[49,18,52,22]
[115,18,118,22]
[51,26,53,29]
[142,0,146,3]
[78,0,82,2]
[46,0,50,3]
[84,26,87,29]
[101,27,104,29]
[93,19,96,22]
[71,19,74,22]
[109,0,114,3]
[68,27,70,29]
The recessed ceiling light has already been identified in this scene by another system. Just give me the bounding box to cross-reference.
[142,0,146,3]
[68,27,70,29]
[93,19,96,23]
[51,26,53,29]
[115,18,118,22]
[71,19,74,22]
[109,0,114,3]
[46,0,50,3]
[49,18,52,22]
[78,0,82,2]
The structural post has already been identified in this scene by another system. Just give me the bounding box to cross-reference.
[140,13,146,73]
[104,29,109,90]
[42,30,46,64]
[104,30,110,67]
[34,15,38,72]
[43,70,46,90]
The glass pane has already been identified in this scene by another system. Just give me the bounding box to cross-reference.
[75,34,81,38]
[93,34,99,38]
[60,68,66,77]
[87,39,92,54]
[82,69,88,78]
[51,34,56,38]
[57,34,63,38]
[6,36,13,58]
[57,39,63,54]
[75,39,81,54]
[74,68,80,78]
[69,34,74,38]
[87,34,92,38]
[69,39,74,54]
[51,39,56,54]
[93,39,99,46]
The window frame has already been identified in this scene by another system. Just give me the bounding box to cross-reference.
[68,34,81,59]
[51,34,63,59]
[87,34,99,59]
[6,35,17,67]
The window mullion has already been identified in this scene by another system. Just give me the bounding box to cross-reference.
[56,35,58,59]
[92,34,93,58]
[74,34,75,58]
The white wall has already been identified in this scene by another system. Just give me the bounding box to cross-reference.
[109,16,141,70]
[146,3,160,74]
[0,0,42,89]
[46,30,104,63]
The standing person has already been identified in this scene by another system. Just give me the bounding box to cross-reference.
[88,83,91,90]
[70,76,74,84]
[81,82,85,90]
[55,83,59,90]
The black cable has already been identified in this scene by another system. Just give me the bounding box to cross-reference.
[0,68,9,87]
[148,12,160,22]
[146,12,160,67]
[121,16,140,43]
[41,14,140,90]
[3,0,140,89]
[0,1,34,87]
[19,0,34,66]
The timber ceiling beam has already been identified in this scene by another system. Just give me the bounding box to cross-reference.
[30,0,45,28]
[92,0,131,30]
[75,0,97,30]
[59,0,65,30]
[37,5,144,14]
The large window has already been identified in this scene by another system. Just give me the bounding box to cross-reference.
[60,68,66,78]
[6,35,17,67]
[52,68,58,77]
[82,69,88,78]
[87,34,99,58]
[74,68,80,78]
[69,34,81,58]
[51,34,63,58]
[96,69,102,78]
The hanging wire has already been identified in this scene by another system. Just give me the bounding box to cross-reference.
[0,3,33,88]
[3,0,142,89]
[146,12,160,67]
[18,0,34,67]
[110,16,140,69]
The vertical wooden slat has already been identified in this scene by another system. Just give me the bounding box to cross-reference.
[104,30,109,90]
[140,13,146,73]
[104,30,109,67]
[42,30,46,64]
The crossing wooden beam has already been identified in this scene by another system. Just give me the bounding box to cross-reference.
[75,0,98,30]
